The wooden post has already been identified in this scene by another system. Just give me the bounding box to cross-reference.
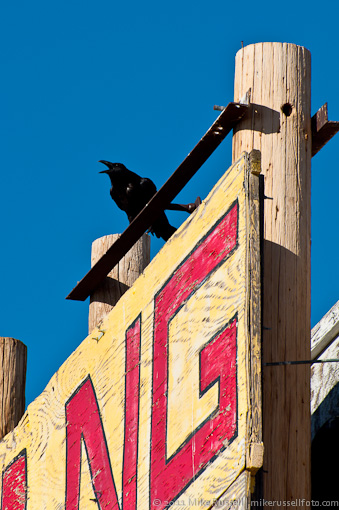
[233,43,311,502]
[88,234,150,333]
[0,337,27,440]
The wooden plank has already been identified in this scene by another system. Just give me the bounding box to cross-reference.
[311,300,339,359]
[247,150,263,446]
[246,150,264,502]
[311,302,339,437]
[311,336,339,417]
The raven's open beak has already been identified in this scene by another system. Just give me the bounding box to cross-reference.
[98,160,110,173]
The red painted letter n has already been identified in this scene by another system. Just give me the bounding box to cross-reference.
[65,316,141,510]
[151,201,238,510]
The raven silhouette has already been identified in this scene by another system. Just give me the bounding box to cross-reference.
[99,161,176,241]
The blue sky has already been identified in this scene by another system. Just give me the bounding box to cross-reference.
[1,0,338,406]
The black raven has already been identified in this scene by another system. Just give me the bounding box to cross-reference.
[99,161,176,241]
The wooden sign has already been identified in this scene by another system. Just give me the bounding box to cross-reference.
[0,152,262,510]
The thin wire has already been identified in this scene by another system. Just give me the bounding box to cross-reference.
[264,359,339,366]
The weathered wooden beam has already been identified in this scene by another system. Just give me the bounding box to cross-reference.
[311,300,339,360]
[0,337,27,440]
[311,301,339,443]
[247,150,264,490]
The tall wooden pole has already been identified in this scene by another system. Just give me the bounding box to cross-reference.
[233,43,311,502]
[88,234,150,333]
[0,337,27,440]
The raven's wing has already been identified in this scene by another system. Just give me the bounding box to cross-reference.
[139,178,177,240]
[139,177,157,202]
[122,176,157,222]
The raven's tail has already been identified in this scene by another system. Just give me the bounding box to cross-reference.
[150,212,176,241]
[159,223,177,241]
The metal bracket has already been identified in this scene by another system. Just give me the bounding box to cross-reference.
[312,102,339,157]
[166,197,202,213]
[214,89,251,112]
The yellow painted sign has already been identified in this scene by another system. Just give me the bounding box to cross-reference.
[0,152,262,510]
